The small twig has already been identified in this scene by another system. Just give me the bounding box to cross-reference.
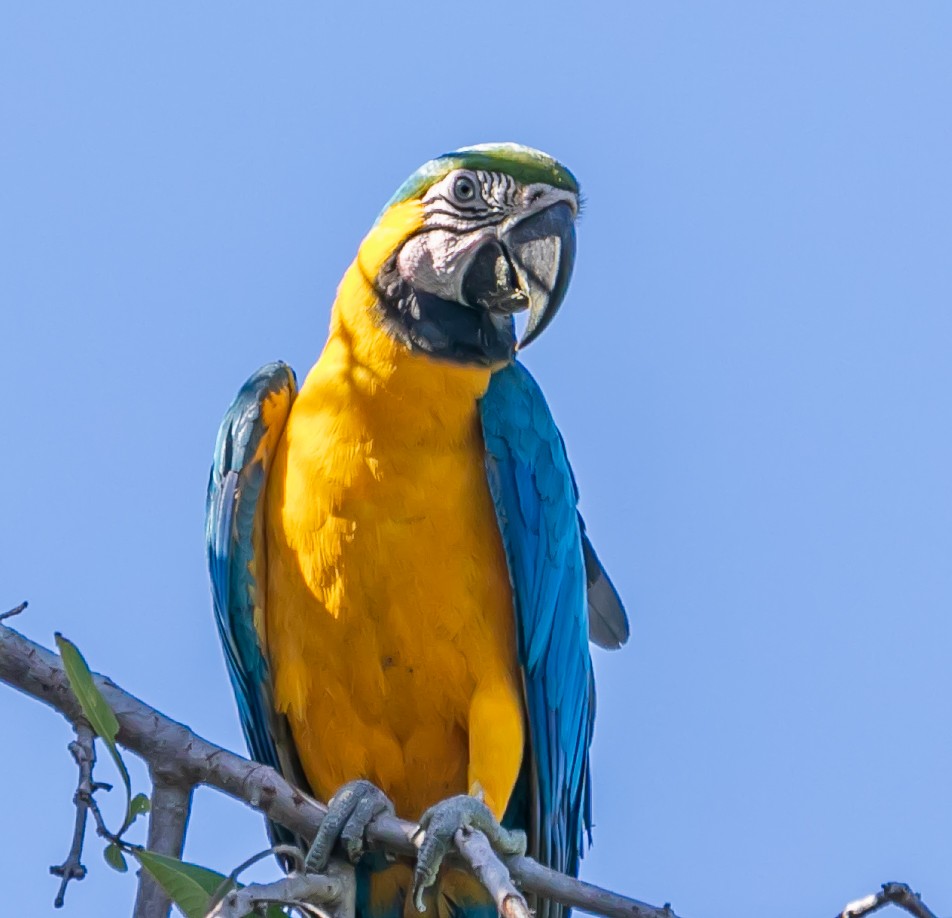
[82,780,122,844]
[0,600,28,622]
[837,882,939,918]
[133,773,195,918]
[455,827,530,918]
[49,723,95,907]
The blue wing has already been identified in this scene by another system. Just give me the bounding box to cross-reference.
[205,361,309,844]
[480,362,595,918]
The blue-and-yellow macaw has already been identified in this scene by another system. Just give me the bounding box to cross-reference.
[206,144,628,918]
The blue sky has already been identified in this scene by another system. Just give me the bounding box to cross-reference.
[2,3,950,916]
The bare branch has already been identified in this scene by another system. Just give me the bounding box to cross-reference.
[4,620,944,918]
[133,774,194,918]
[455,827,529,918]
[1,620,680,918]
[205,844,306,916]
[836,882,939,918]
[49,723,95,908]
[0,600,28,622]
[207,862,355,918]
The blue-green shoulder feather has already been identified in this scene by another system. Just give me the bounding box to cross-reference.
[480,362,595,918]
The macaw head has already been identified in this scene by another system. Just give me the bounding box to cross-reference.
[356,143,579,368]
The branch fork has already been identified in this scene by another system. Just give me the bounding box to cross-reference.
[207,861,356,918]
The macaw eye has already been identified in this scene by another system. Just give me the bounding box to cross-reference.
[453,176,477,202]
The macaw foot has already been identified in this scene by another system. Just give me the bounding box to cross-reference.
[305,779,396,874]
[412,794,527,912]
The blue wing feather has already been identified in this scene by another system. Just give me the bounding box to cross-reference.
[205,361,308,847]
[480,362,594,918]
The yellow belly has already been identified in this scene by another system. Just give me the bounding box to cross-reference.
[264,302,525,822]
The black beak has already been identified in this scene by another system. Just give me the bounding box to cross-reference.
[460,239,529,317]
[508,201,577,348]
[459,201,577,349]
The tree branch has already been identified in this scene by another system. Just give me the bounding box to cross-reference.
[207,861,355,918]
[836,883,939,918]
[133,774,194,918]
[10,620,942,918]
[455,826,529,918]
[0,622,680,918]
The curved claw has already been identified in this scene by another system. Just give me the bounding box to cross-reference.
[412,795,527,912]
[306,780,396,874]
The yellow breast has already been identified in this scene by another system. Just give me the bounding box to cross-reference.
[264,257,525,821]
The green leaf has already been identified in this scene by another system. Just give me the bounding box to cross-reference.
[55,633,119,744]
[133,850,230,918]
[130,793,151,818]
[104,843,128,873]
[133,849,288,918]
[55,633,134,829]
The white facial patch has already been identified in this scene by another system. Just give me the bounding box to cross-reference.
[397,227,495,303]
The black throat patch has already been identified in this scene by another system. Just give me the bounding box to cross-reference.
[374,253,516,368]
